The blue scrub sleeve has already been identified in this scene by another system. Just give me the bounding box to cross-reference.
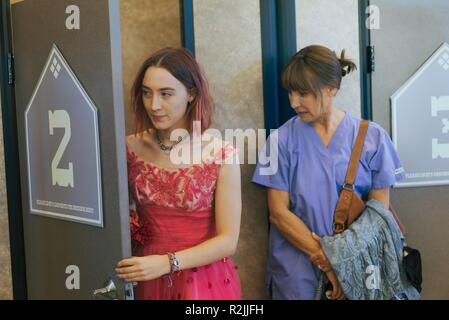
[369,127,406,189]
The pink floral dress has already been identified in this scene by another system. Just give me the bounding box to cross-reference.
[126,141,241,300]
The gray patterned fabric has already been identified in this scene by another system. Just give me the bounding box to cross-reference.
[315,199,420,300]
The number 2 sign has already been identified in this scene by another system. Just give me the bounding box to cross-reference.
[25,44,103,227]
[49,110,74,188]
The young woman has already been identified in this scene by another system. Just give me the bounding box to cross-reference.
[116,47,242,300]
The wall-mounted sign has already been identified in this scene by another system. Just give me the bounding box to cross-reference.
[25,44,103,227]
[392,42,449,187]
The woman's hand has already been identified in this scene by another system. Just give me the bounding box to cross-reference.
[326,270,346,300]
[116,255,170,282]
[309,233,332,272]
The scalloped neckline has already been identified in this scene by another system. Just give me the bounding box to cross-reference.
[128,149,219,173]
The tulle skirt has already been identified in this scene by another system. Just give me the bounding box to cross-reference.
[134,257,241,300]
[131,205,241,300]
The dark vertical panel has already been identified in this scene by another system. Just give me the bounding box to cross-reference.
[276,0,297,124]
[359,0,373,120]
[0,0,27,299]
[259,0,280,131]
[180,0,195,56]
[260,0,297,131]
[11,0,130,299]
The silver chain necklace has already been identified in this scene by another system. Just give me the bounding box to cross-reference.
[156,131,188,155]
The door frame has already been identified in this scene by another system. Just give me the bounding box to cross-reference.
[180,0,195,55]
[0,0,27,300]
[358,0,373,120]
[260,0,297,131]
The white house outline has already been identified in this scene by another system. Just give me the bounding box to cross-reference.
[24,44,103,227]
[391,42,449,188]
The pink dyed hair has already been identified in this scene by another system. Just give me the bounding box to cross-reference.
[131,47,214,136]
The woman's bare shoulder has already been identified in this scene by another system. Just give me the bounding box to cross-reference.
[126,131,153,153]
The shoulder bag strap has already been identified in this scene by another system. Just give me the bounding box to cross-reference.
[333,120,369,233]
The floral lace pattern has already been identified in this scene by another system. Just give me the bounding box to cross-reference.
[126,142,237,211]
[129,209,150,248]
[127,141,237,249]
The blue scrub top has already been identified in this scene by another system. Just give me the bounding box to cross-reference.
[252,112,406,299]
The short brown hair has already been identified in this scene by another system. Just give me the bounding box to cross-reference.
[131,47,214,136]
[281,45,357,97]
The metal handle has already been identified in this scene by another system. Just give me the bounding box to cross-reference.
[93,278,117,300]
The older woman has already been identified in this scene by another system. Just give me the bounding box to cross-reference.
[252,45,405,300]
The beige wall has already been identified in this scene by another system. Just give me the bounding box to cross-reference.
[296,0,362,117]
[0,97,13,300]
[120,0,181,135]
[193,0,269,300]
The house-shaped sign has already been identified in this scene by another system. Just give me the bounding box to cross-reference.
[392,42,449,188]
[25,44,103,227]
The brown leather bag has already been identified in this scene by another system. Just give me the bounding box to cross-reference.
[333,120,407,236]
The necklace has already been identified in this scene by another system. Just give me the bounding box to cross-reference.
[156,131,188,155]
